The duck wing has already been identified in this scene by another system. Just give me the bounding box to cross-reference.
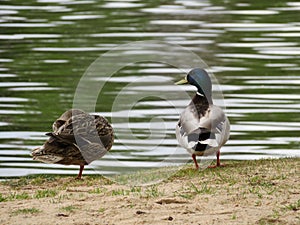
[176,104,230,153]
[208,105,230,146]
[94,115,114,150]
[49,112,113,163]
[52,109,86,133]
[50,113,97,145]
[32,135,85,165]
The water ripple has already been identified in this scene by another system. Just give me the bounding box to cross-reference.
[61,15,104,20]
[0,0,299,178]
[0,23,56,28]
[102,2,145,8]
[0,5,70,12]
[216,53,294,59]
[0,34,61,39]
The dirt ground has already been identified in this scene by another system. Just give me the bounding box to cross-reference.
[0,158,299,225]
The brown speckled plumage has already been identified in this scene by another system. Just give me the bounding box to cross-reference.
[32,109,114,179]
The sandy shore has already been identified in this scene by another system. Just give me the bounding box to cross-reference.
[0,158,299,225]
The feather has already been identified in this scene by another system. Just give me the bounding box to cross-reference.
[175,68,230,168]
[32,109,114,178]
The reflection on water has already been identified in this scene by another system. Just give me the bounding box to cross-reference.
[0,0,299,178]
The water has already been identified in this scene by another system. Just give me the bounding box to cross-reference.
[0,0,300,179]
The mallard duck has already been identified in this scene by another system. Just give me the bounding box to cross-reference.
[32,109,114,179]
[175,68,230,169]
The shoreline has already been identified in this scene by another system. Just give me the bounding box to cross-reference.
[0,158,299,224]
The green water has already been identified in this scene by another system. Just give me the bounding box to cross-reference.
[0,0,299,178]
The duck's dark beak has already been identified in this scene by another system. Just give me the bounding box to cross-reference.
[175,77,188,85]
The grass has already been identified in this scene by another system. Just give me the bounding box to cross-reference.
[11,207,41,215]
[175,182,214,199]
[257,198,300,224]
[190,182,214,195]
[110,186,151,197]
[49,194,71,204]
[144,185,162,198]
[113,166,181,185]
[60,205,78,213]
[0,192,30,202]
[34,189,57,199]
[111,188,131,196]
[2,159,296,190]
[3,175,58,189]
[2,174,112,190]
[110,185,162,198]
[98,207,106,213]
[0,190,57,202]
[0,193,6,202]
[0,158,298,224]
[8,192,30,201]
[285,199,300,211]
[231,214,237,220]
[89,187,106,194]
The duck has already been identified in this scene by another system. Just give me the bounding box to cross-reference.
[32,109,114,179]
[175,68,230,169]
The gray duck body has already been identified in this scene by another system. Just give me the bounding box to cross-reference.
[175,68,230,168]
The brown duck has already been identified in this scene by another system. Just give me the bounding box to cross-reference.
[32,109,114,179]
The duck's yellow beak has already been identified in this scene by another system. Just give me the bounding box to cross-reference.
[175,77,188,85]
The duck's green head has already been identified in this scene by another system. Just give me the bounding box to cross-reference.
[175,68,212,97]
